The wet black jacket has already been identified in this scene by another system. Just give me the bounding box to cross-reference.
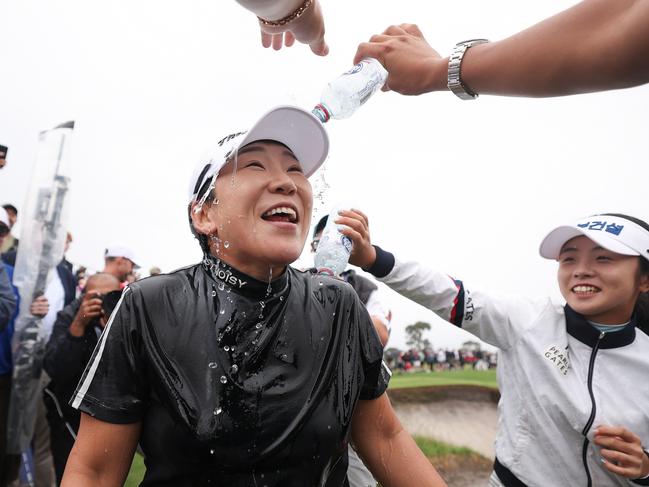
[72,259,389,487]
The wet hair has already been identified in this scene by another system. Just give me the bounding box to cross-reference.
[2,204,17,216]
[188,176,217,255]
[601,213,649,335]
[313,215,328,238]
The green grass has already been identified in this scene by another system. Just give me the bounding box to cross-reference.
[388,368,498,390]
[124,454,146,487]
[414,436,476,458]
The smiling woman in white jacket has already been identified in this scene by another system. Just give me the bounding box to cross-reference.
[338,210,649,487]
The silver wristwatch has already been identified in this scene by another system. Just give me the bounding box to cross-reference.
[447,39,489,100]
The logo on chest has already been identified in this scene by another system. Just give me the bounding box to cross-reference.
[544,345,570,376]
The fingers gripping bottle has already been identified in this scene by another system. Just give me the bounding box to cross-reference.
[312,58,388,123]
[314,206,353,276]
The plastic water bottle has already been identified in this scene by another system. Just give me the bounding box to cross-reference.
[314,206,353,276]
[312,58,388,123]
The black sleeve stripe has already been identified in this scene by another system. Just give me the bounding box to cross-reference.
[450,279,465,327]
[365,245,395,278]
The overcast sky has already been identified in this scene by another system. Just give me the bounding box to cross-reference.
[1,0,648,350]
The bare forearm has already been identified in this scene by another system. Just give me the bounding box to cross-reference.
[62,415,140,487]
[462,0,649,97]
[352,396,447,487]
[362,429,447,487]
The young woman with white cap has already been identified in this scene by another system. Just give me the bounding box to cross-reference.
[339,209,649,486]
[60,106,446,487]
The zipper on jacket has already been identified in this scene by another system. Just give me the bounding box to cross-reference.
[580,331,605,487]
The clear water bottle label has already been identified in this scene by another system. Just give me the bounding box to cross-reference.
[340,234,352,253]
[343,62,365,76]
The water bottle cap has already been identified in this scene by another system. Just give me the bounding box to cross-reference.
[312,104,331,123]
[316,267,335,277]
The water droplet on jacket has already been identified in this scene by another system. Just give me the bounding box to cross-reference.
[220,309,225,315]
[260,301,266,308]
[218,282,225,291]
[210,448,215,454]
[223,345,230,352]
[225,325,232,332]
[279,296,284,301]
[208,362,217,369]
[255,323,262,330]
[211,290,217,297]
[214,408,222,416]
[220,376,227,384]
[230,364,239,374]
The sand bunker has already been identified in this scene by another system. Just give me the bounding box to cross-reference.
[388,385,499,459]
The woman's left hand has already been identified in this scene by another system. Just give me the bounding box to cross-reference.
[594,425,649,479]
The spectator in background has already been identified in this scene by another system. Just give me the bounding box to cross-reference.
[61,233,73,274]
[0,250,52,484]
[0,211,17,333]
[1,204,19,255]
[0,145,7,169]
[149,266,161,276]
[74,267,87,295]
[102,244,140,284]
[44,273,122,484]
[41,232,76,341]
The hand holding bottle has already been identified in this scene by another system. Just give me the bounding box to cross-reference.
[354,24,447,96]
[335,209,377,271]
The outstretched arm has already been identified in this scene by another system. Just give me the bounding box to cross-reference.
[352,394,447,487]
[235,0,328,56]
[354,0,649,97]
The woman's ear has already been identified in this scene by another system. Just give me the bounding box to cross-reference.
[640,272,649,293]
[191,201,219,238]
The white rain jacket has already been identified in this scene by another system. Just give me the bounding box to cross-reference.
[367,248,649,487]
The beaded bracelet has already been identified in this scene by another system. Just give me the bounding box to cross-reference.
[258,0,314,27]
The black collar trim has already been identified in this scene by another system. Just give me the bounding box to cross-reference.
[564,305,636,349]
[202,255,289,299]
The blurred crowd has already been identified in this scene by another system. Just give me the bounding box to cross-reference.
[0,164,161,486]
[385,346,498,373]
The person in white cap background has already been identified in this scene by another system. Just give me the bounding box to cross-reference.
[335,209,649,486]
[62,106,446,487]
[102,244,140,284]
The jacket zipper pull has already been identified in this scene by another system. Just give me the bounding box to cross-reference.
[598,331,605,340]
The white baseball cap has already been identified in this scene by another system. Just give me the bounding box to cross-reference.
[539,214,649,261]
[188,105,329,203]
[104,244,140,269]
